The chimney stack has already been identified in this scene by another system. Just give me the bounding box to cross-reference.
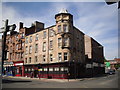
[19,22,23,29]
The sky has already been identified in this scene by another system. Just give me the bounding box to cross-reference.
[0,1,118,60]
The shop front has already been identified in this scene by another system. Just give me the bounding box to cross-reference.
[13,61,24,76]
[3,61,14,76]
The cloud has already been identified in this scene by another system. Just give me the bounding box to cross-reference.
[1,4,36,33]
[1,2,72,30]
[1,2,118,60]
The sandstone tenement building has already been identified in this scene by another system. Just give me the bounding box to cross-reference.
[4,9,104,78]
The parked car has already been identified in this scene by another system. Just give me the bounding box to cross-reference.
[108,69,115,75]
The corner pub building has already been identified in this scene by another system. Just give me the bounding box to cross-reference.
[4,9,104,79]
[24,9,85,79]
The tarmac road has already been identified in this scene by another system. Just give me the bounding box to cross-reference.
[2,70,119,88]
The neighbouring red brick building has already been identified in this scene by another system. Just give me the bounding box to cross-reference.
[114,58,120,64]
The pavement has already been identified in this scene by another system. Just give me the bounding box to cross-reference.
[2,73,118,88]
[2,75,84,82]
[2,74,107,83]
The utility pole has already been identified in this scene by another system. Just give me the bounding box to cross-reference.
[2,19,8,74]
[1,19,16,74]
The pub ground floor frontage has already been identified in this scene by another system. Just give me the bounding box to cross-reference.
[3,61,105,79]
[24,62,86,79]
[3,61,86,79]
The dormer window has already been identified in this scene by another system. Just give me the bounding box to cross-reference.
[63,24,68,32]
[58,25,61,33]
[64,37,69,47]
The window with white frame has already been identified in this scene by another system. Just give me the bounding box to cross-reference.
[29,46,32,54]
[16,44,18,50]
[49,40,53,49]
[21,52,24,58]
[25,46,28,54]
[43,55,46,62]
[60,67,64,71]
[58,38,62,48]
[64,52,68,61]
[16,53,18,59]
[49,68,53,71]
[35,56,38,62]
[64,67,68,71]
[21,33,24,38]
[10,46,12,52]
[17,68,19,73]
[58,53,62,61]
[25,68,27,71]
[43,31,46,39]
[28,68,31,71]
[25,37,28,44]
[25,58,27,63]
[16,35,18,40]
[32,68,34,71]
[49,29,54,37]
[43,42,46,51]
[29,57,31,63]
[29,36,32,43]
[10,53,12,60]
[64,37,69,46]
[22,42,24,49]
[35,44,38,53]
[58,25,61,33]
[54,67,59,71]
[35,34,39,41]
[10,38,12,43]
[44,68,48,71]
[50,54,53,61]
[63,24,68,32]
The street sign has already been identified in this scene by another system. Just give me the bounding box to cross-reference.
[105,62,110,67]
[86,64,92,68]
[93,62,98,67]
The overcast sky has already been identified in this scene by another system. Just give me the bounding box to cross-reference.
[1,2,118,60]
